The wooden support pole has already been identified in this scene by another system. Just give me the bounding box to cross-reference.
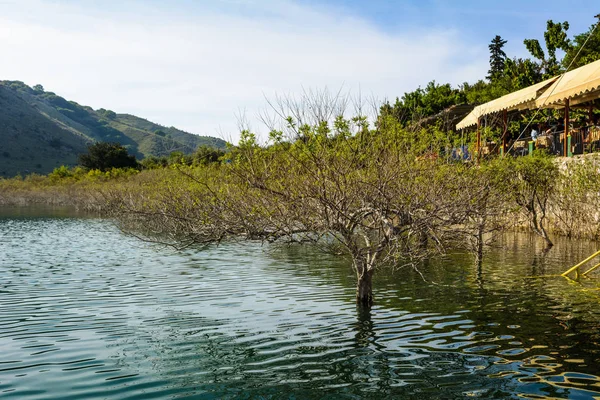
[502,109,508,156]
[564,99,570,157]
[476,117,481,164]
[588,104,595,153]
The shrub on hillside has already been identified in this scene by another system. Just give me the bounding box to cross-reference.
[78,142,139,172]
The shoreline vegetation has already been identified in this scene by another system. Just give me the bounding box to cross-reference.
[2,106,600,306]
[3,151,598,243]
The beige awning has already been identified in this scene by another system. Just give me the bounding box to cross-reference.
[455,109,480,130]
[478,76,558,115]
[456,76,558,130]
[535,59,600,108]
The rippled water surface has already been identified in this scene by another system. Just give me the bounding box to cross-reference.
[2,208,600,399]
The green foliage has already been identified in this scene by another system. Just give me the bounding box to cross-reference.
[79,142,139,172]
[97,108,117,120]
[544,20,571,60]
[506,57,543,89]
[111,114,227,153]
[5,81,35,94]
[193,145,225,166]
[488,35,508,81]
[139,155,169,170]
[551,156,600,238]
[380,81,466,126]
[524,20,571,77]
[379,17,594,137]
[167,151,190,166]
[523,38,546,62]
[489,153,558,245]
[515,153,558,192]
[461,79,511,104]
[138,146,225,170]
[563,23,600,68]
[49,165,75,181]
[101,108,552,303]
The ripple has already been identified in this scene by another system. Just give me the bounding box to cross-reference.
[1,214,600,399]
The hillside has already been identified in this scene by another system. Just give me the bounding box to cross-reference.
[0,81,227,177]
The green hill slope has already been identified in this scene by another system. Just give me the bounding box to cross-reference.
[0,81,227,177]
[0,84,89,177]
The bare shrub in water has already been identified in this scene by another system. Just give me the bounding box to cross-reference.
[103,93,507,307]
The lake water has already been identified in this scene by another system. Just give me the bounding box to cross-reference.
[2,207,600,399]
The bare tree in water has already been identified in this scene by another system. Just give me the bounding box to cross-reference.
[106,90,490,307]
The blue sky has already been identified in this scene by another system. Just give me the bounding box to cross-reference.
[293,0,600,58]
[1,0,599,141]
[297,1,596,40]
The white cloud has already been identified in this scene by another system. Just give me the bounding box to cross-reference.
[0,0,488,142]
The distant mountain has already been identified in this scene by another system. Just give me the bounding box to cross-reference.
[0,81,227,177]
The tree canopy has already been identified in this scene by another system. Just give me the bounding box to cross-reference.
[79,142,139,171]
[380,81,466,126]
[562,22,600,68]
[524,20,571,77]
[488,35,508,81]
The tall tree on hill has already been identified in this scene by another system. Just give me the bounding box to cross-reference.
[487,35,508,81]
[524,20,571,77]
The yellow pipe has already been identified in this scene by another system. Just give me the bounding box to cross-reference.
[561,249,600,277]
[583,262,600,277]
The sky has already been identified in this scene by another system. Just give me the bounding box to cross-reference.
[1,0,599,142]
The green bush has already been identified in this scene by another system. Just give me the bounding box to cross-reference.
[79,142,139,172]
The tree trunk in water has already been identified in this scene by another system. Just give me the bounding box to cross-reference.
[475,223,484,265]
[533,216,553,248]
[541,234,553,248]
[529,200,553,248]
[356,268,374,308]
[539,225,553,248]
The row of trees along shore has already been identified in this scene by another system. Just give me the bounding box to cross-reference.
[3,18,600,307]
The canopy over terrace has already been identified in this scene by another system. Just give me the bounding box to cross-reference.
[535,58,600,108]
[534,58,600,156]
[455,77,558,158]
[456,76,559,130]
[455,58,600,158]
